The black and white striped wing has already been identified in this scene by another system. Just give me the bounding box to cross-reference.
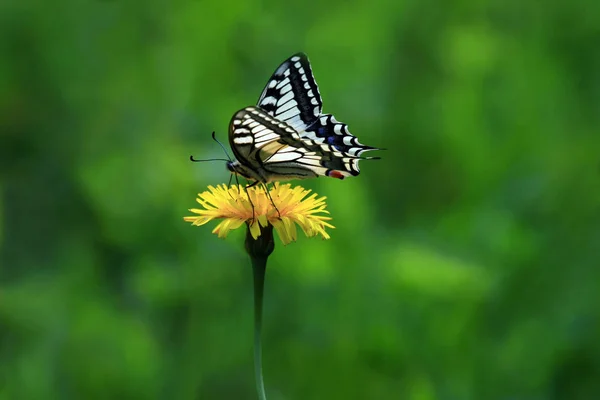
[230,107,376,181]
[257,53,322,133]
[303,114,379,158]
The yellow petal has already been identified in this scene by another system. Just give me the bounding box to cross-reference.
[249,220,261,239]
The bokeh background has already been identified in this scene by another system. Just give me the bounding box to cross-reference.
[2,0,600,399]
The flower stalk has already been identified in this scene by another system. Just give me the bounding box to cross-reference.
[245,223,274,400]
[184,183,334,399]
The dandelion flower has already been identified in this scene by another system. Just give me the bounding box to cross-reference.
[184,182,334,245]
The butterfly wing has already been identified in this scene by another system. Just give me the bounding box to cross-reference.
[229,107,322,181]
[229,107,377,182]
[257,53,323,133]
[302,113,379,155]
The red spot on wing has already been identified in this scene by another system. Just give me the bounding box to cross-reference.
[327,170,345,180]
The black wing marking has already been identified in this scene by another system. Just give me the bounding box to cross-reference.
[229,107,376,180]
[302,114,380,158]
[229,106,305,170]
[257,53,323,133]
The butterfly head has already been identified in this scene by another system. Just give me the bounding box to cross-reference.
[226,160,237,174]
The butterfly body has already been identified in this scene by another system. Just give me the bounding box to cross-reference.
[227,53,380,184]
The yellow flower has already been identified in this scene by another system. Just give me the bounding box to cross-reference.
[184,183,334,245]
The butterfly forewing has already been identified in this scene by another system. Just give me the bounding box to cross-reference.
[229,106,376,182]
[229,107,322,181]
[257,53,323,133]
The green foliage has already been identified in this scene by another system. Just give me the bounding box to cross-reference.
[1,0,599,398]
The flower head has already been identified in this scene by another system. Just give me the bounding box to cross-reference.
[184,183,334,245]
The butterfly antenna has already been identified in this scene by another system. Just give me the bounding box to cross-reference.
[211,131,233,161]
[189,132,234,162]
[189,156,230,162]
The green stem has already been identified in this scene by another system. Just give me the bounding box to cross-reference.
[245,223,274,400]
[251,255,267,400]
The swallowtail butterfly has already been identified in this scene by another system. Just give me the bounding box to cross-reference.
[226,53,380,184]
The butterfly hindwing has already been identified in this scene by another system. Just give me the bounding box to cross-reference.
[257,53,323,133]
[302,114,379,157]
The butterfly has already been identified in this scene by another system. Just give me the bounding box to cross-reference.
[226,53,380,188]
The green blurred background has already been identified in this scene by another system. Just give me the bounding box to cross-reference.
[2,0,600,399]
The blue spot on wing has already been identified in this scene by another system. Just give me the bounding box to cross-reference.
[305,114,375,155]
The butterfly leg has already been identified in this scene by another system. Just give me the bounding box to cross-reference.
[262,183,281,219]
[244,180,260,223]
[226,174,236,200]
